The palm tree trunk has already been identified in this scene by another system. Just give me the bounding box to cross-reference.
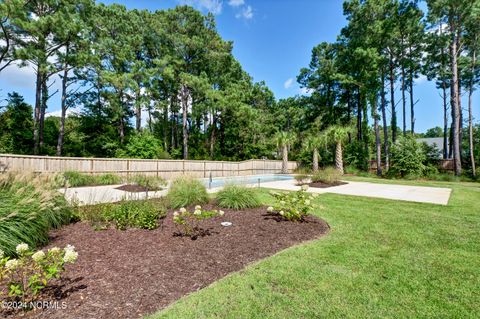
[468,49,476,177]
[312,147,319,172]
[335,141,343,175]
[282,145,288,174]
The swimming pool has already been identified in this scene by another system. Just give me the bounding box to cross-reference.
[201,174,294,188]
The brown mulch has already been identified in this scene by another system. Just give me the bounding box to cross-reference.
[9,205,329,319]
[115,184,152,193]
[308,181,348,188]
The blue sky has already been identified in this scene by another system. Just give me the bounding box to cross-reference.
[0,0,478,133]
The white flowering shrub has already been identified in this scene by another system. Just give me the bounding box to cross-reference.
[173,206,224,238]
[0,243,78,309]
[269,186,316,221]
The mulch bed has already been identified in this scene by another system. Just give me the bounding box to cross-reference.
[308,181,348,188]
[115,184,153,193]
[7,205,329,319]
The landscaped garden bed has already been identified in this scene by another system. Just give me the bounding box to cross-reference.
[5,204,328,319]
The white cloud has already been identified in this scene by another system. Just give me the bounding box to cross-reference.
[178,0,223,15]
[415,74,428,84]
[235,5,253,19]
[45,105,83,118]
[228,0,244,7]
[284,78,294,89]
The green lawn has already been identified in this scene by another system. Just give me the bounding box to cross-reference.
[148,178,480,318]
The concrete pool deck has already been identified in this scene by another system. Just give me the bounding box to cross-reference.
[61,178,452,206]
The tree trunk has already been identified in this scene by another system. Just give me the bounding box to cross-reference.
[468,49,476,177]
[335,141,343,175]
[281,145,288,174]
[409,68,415,134]
[401,64,406,136]
[39,75,48,151]
[372,96,382,176]
[450,24,462,176]
[135,89,142,132]
[357,88,362,141]
[381,73,389,171]
[442,80,448,159]
[56,48,69,156]
[389,56,397,143]
[312,147,319,173]
[210,115,216,159]
[181,84,189,160]
[33,68,42,155]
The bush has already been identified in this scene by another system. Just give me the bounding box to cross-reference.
[115,132,170,159]
[216,185,261,209]
[311,167,341,184]
[64,171,122,187]
[0,243,77,309]
[77,200,166,230]
[127,175,166,191]
[0,173,72,257]
[173,205,224,238]
[167,176,209,209]
[268,186,316,221]
[389,136,426,178]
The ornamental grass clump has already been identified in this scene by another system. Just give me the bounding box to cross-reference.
[0,172,72,257]
[127,175,167,191]
[167,176,209,209]
[0,243,78,310]
[268,185,316,221]
[216,185,261,209]
[173,206,224,239]
[311,167,341,185]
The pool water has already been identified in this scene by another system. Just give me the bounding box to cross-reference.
[202,174,294,188]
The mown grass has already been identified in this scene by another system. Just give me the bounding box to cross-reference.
[148,178,480,318]
[0,173,72,256]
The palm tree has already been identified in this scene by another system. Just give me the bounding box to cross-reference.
[275,131,296,174]
[303,134,326,172]
[325,125,352,175]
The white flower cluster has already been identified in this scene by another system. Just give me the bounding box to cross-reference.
[32,250,46,262]
[16,243,29,255]
[5,259,19,270]
[219,210,225,216]
[49,247,61,254]
[267,206,274,212]
[63,245,78,263]
[301,184,309,191]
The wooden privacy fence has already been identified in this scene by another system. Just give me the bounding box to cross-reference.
[0,154,298,179]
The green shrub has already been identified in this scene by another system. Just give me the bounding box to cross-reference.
[0,173,72,257]
[311,167,341,184]
[268,186,316,221]
[0,243,77,307]
[389,136,426,178]
[115,132,170,159]
[78,200,166,230]
[64,171,122,187]
[216,185,261,209]
[127,175,166,191]
[167,176,209,209]
[173,205,224,238]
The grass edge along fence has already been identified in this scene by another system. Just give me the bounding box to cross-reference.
[0,154,297,179]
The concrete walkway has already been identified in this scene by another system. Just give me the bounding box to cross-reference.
[61,179,452,206]
[260,180,452,205]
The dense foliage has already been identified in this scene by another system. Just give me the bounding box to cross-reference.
[166,176,209,209]
[0,173,72,257]
[268,187,316,221]
[216,185,261,209]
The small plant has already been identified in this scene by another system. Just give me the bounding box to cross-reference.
[216,185,261,209]
[294,173,310,185]
[0,243,77,310]
[173,206,224,239]
[64,171,122,187]
[311,167,341,184]
[103,200,165,230]
[127,175,166,191]
[167,176,209,209]
[268,186,316,221]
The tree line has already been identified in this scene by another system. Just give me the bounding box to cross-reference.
[0,0,479,177]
